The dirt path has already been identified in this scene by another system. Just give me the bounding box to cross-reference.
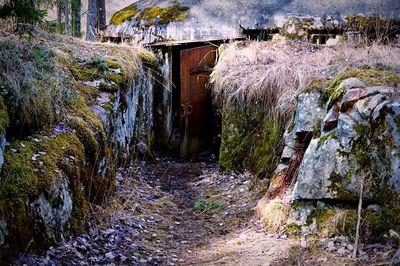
[16,160,395,265]
[17,159,291,265]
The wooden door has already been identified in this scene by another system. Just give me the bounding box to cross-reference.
[180,45,216,157]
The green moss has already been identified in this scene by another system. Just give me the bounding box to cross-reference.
[325,66,399,108]
[1,133,84,197]
[337,67,399,87]
[326,78,345,107]
[271,201,282,211]
[0,96,9,132]
[0,133,89,253]
[249,115,285,177]
[312,118,322,139]
[306,78,329,94]
[75,84,99,105]
[193,199,227,214]
[307,208,357,238]
[138,50,158,65]
[219,101,285,176]
[317,130,336,148]
[219,102,263,172]
[286,223,302,234]
[110,4,139,25]
[105,59,123,70]
[353,123,372,168]
[68,117,99,158]
[136,4,189,27]
[60,57,127,92]
[328,172,354,200]
[363,205,400,241]
[68,99,106,161]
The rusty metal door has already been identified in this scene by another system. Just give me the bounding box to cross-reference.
[180,45,216,157]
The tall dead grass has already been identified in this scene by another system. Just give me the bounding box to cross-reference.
[211,41,400,115]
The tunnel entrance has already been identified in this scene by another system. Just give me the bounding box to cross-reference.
[151,39,239,158]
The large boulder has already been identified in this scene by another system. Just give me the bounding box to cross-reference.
[293,85,400,202]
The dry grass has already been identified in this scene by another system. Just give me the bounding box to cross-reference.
[211,41,400,115]
[34,29,154,81]
[0,29,154,132]
[256,193,292,233]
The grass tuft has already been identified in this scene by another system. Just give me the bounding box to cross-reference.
[211,41,400,119]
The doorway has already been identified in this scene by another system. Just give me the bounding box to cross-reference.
[179,45,216,157]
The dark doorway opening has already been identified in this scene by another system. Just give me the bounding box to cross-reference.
[151,39,235,159]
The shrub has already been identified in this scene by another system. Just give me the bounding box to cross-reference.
[193,199,227,214]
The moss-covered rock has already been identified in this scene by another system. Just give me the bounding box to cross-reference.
[0,133,88,260]
[0,33,156,261]
[60,56,127,93]
[219,101,284,176]
[267,66,400,241]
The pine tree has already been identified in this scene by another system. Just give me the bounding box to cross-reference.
[57,0,62,32]
[71,0,81,37]
[86,0,97,41]
[0,0,47,31]
[97,0,106,31]
[64,0,70,35]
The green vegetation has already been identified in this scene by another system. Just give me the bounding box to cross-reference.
[0,0,46,28]
[249,115,285,177]
[137,4,189,26]
[345,16,400,44]
[193,199,227,214]
[0,30,156,259]
[327,172,354,200]
[110,4,139,25]
[307,207,358,238]
[317,130,336,148]
[0,133,89,247]
[60,55,127,93]
[110,4,189,27]
[325,66,399,108]
[219,101,285,177]
[0,96,9,133]
[0,39,74,134]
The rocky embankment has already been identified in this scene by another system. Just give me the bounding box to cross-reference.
[213,41,400,256]
[0,32,156,262]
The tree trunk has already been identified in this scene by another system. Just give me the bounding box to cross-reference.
[57,0,62,32]
[64,0,70,35]
[86,0,97,41]
[97,0,106,31]
[30,0,36,26]
[71,0,81,37]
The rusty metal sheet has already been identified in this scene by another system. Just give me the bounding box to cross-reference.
[180,45,216,157]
